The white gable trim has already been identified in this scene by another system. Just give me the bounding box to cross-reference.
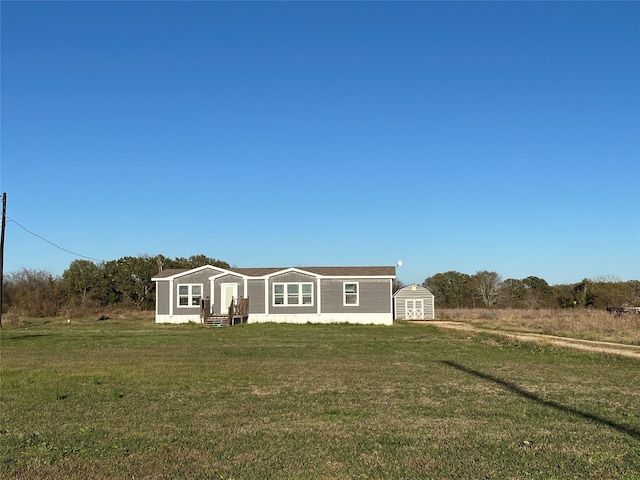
[152,264,230,281]
[208,270,252,281]
[263,267,321,279]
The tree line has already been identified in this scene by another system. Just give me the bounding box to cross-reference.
[420,270,640,310]
[3,255,228,318]
[3,257,639,320]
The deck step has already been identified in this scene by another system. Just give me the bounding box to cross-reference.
[204,315,230,327]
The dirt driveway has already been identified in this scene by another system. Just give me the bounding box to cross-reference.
[421,321,640,359]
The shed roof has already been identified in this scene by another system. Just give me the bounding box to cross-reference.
[393,284,434,297]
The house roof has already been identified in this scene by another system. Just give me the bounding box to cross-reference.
[153,265,395,280]
[302,266,396,277]
[151,268,188,279]
[232,266,395,277]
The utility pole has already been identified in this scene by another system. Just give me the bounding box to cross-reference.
[0,192,6,327]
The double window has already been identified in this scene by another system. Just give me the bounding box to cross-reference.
[343,282,359,306]
[273,282,313,306]
[178,284,202,307]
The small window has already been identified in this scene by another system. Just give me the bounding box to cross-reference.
[274,284,285,305]
[191,285,202,306]
[302,284,313,305]
[178,284,203,308]
[344,282,359,306]
[287,284,299,304]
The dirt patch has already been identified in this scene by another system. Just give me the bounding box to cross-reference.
[419,321,640,359]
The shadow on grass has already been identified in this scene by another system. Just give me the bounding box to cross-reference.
[441,360,640,441]
[3,333,53,341]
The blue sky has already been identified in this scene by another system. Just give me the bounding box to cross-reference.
[1,1,639,286]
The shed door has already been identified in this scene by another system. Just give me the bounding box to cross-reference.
[405,299,424,319]
[220,283,238,314]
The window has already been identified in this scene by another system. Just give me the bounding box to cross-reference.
[344,282,359,306]
[178,284,202,307]
[273,282,313,306]
[287,284,299,304]
[274,284,285,305]
[301,283,313,305]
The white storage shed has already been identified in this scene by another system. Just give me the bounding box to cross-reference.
[393,284,435,320]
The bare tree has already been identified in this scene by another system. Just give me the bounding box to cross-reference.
[393,279,406,293]
[473,270,502,307]
[5,269,63,317]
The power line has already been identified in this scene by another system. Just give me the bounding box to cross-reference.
[6,216,106,263]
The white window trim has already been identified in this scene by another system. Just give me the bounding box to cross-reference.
[273,282,314,307]
[343,282,360,306]
[177,283,203,308]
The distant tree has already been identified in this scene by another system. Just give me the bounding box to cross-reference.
[473,271,502,307]
[545,279,640,309]
[554,283,577,308]
[155,254,165,275]
[582,277,640,309]
[500,278,526,308]
[104,256,158,309]
[629,280,640,306]
[592,275,622,283]
[5,269,63,317]
[393,279,406,293]
[3,253,235,317]
[522,276,553,308]
[163,254,230,270]
[424,271,474,308]
[61,259,104,306]
[572,279,594,308]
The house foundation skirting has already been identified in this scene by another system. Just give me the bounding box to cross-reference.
[155,314,202,324]
[155,313,393,326]
[248,313,393,326]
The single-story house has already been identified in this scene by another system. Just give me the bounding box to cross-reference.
[152,264,396,325]
[393,284,435,320]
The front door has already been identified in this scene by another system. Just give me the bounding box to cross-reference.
[405,299,424,319]
[220,283,238,314]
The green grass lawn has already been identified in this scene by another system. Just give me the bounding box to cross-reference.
[1,319,639,479]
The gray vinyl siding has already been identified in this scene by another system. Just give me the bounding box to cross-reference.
[321,279,392,314]
[173,269,215,315]
[157,281,170,315]
[268,271,318,315]
[393,286,435,319]
[247,279,265,314]
[271,271,317,284]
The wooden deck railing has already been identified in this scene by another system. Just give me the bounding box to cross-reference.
[201,296,249,327]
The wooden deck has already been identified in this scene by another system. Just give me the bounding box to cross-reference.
[200,297,249,327]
